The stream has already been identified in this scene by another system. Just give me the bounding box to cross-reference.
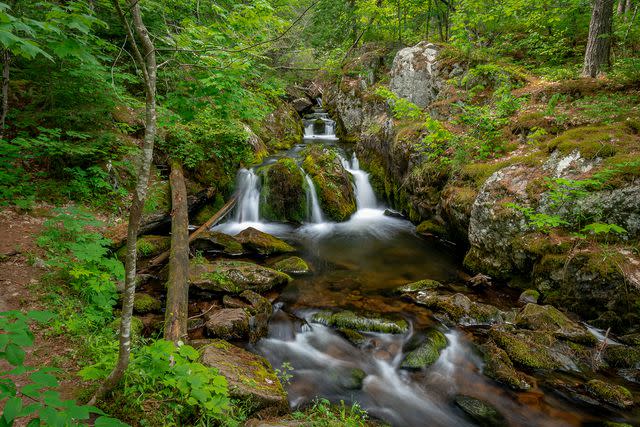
[210,106,636,427]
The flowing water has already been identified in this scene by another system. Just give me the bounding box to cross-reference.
[212,107,638,427]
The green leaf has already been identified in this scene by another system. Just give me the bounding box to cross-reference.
[27,311,55,323]
[2,396,22,422]
[95,416,130,427]
[31,371,58,388]
[5,343,25,366]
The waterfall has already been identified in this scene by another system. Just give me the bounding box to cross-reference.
[344,153,377,210]
[304,174,324,223]
[234,168,261,222]
[302,109,338,140]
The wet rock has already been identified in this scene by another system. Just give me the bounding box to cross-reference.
[489,327,560,370]
[310,310,408,334]
[389,42,445,108]
[189,259,292,294]
[301,145,357,221]
[383,208,405,219]
[256,99,304,151]
[200,340,288,414]
[515,304,596,344]
[133,293,162,314]
[396,278,442,293]
[467,273,492,288]
[337,328,366,346]
[401,329,448,369]
[416,219,447,237]
[454,395,507,427]
[519,289,540,304]
[259,159,307,224]
[291,97,312,113]
[330,366,367,390]
[481,341,533,391]
[585,379,634,409]
[205,308,250,340]
[272,256,310,275]
[235,227,296,256]
[191,231,244,256]
[240,290,273,343]
[603,345,640,369]
[411,292,504,326]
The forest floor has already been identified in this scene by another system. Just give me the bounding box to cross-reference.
[0,207,87,404]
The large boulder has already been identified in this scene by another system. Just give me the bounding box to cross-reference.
[200,340,288,414]
[401,329,448,369]
[272,256,310,275]
[389,42,447,108]
[259,159,307,223]
[205,308,250,340]
[515,304,596,344]
[256,100,303,151]
[235,227,296,256]
[481,341,534,391]
[301,146,357,221]
[310,310,408,334]
[191,231,244,256]
[117,235,170,261]
[189,259,292,293]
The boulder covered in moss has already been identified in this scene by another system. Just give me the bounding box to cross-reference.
[189,259,292,294]
[310,310,408,334]
[200,340,288,415]
[416,219,447,237]
[603,345,640,369]
[454,395,507,427]
[401,329,448,369]
[205,308,250,340]
[515,304,596,344]
[396,278,442,293]
[481,341,534,391]
[272,256,310,275]
[518,289,540,304]
[256,100,304,151]
[489,327,560,370]
[259,158,307,224]
[191,231,245,256]
[117,235,170,261]
[133,293,162,314]
[302,146,356,221]
[235,227,296,256]
[410,291,504,326]
[109,316,144,338]
[585,379,634,409]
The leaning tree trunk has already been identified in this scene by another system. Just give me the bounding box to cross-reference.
[583,0,615,77]
[164,160,189,343]
[89,0,157,405]
[1,50,10,139]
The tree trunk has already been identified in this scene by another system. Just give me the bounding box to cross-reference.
[164,160,189,343]
[618,0,627,14]
[89,0,157,405]
[583,0,615,77]
[1,50,10,139]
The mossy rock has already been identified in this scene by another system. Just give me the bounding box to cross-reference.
[259,159,307,223]
[189,259,292,294]
[256,100,304,151]
[133,293,162,314]
[603,345,640,369]
[416,220,447,237]
[401,329,448,369]
[301,145,356,221]
[544,125,637,160]
[200,339,288,414]
[109,316,144,338]
[515,304,596,345]
[454,395,507,427]
[585,379,634,409]
[396,279,442,293]
[330,367,367,390]
[337,328,366,346]
[489,327,559,370]
[205,308,250,340]
[481,341,533,391]
[410,292,504,325]
[310,310,408,334]
[272,256,310,275]
[191,231,244,256]
[518,289,540,304]
[235,227,295,256]
[192,194,225,225]
[117,235,170,261]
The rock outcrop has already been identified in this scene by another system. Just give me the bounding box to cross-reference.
[189,259,292,293]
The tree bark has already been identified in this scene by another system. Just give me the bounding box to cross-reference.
[583,0,615,77]
[1,50,10,140]
[618,0,627,14]
[164,160,189,343]
[89,0,157,405]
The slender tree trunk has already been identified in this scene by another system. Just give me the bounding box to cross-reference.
[164,160,189,343]
[1,50,10,139]
[425,0,432,40]
[618,0,627,14]
[583,0,615,77]
[627,0,633,14]
[89,0,157,405]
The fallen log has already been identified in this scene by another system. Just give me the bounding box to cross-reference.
[140,192,238,272]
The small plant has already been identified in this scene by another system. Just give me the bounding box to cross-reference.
[274,361,294,385]
[373,86,423,120]
[293,398,370,427]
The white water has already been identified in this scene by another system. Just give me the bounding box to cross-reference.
[342,152,378,210]
[303,111,338,140]
[304,174,324,223]
[234,168,261,223]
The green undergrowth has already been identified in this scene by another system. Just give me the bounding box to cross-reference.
[292,399,376,427]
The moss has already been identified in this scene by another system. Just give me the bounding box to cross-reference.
[192,194,225,225]
[459,154,544,189]
[603,345,640,368]
[585,379,634,409]
[109,316,144,338]
[310,310,408,334]
[337,328,366,346]
[397,279,442,293]
[259,158,307,223]
[117,235,170,261]
[401,329,448,369]
[416,220,447,236]
[544,125,638,160]
[490,328,558,370]
[133,293,162,314]
[454,395,507,427]
[519,289,540,304]
[272,256,310,274]
[189,259,292,294]
[480,341,532,391]
[235,227,296,256]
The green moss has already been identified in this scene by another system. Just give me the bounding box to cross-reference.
[416,220,447,236]
[117,235,170,261]
[133,293,162,314]
[544,125,638,159]
[259,158,307,223]
[235,227,296,255]
[272,256,310,274]
[192,194,225,225]
[337,328,366,346]
[603,345,640,368]
[454,395,507,427]
[490,328,558,370]
[109,316,144,338]
[585,379,634,409]
[311,310,408,334]
[401,329,448,369]
[397,279,442,293]
[481,341,532,391]
[519,289,540,304]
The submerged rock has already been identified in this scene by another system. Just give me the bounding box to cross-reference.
[396,278,442,293]
[133,293,162,314]
[200,340,288,414]
[272,256,310,275]
[515,304,596,344]
[191,231,244,256]
[205,308,250,340]
[259,159,307,224]
[310,310,408,334]
[235,227,296,256]
[481,341,534,391]
[401,329,448,369]
[410,291,504,326]
[454,395,507,427]
[585,379,634,409]
[189,259,292,294]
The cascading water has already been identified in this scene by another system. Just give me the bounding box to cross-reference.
[304,174,324,223]
[234,168,261,222]
[342,152,377,210]
[303,108,338,140]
